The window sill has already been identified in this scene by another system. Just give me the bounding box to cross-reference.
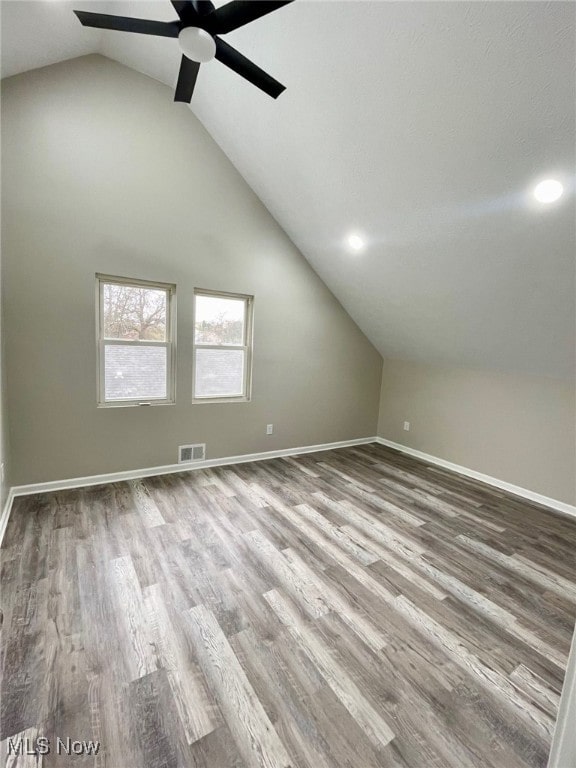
[97,400,176,409]
[192,396,251,405]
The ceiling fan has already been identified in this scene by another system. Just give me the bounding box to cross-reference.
[74,1,294,103]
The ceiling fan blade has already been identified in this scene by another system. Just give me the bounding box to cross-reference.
[191,1,216,15]
[74,11,180,38]
[170,1,191,18]
[168,1,200,25]
[174,55,200,103]
[171,0,213,22]
[208,1,294,35]
[214,38,285,98]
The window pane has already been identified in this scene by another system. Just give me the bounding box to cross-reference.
[105,345,167,401]
[195,295,245,345]
[103,283,167,341]
[195,349,244,398]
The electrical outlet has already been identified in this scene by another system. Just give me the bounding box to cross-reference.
[403,421,410,431]
[266,424,274,435]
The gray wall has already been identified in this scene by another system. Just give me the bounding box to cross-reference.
[1,55,382,486]
[378,359,575,505]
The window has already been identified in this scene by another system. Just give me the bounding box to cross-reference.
[193,289,253,402]
[96,274,176,406]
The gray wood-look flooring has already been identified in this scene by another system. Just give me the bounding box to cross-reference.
[1,444,575,768]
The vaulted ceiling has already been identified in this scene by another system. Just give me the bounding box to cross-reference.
[2,1,575,379]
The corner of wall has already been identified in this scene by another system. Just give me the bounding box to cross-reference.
[376,358,386,438]
[0,186,10,510]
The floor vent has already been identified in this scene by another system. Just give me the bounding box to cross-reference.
[178,443,206,463]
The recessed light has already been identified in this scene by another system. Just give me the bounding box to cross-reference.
[533,179,563,204]
[347,234,365,251]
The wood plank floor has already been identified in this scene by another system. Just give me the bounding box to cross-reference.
[1,444,575,768]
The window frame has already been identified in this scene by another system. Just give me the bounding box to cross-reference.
[96,273,177,408]
[192,288,254,404]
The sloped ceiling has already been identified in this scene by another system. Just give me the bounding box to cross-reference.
[2,1,575,379]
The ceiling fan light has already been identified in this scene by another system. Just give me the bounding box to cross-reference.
[178,27,216,63]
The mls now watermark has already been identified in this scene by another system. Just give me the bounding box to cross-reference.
[8,736,100,756]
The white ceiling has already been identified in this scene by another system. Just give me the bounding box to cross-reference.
[2,1,575,379]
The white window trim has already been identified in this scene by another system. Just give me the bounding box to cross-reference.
[192,288,254,404]
[96,273,177,408]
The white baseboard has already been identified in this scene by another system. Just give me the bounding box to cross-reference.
[3,434,573,546]
[8,436,378,500]
[0,488,15,547]
[376,437,576,519]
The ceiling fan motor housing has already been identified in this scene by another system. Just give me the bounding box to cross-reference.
[178,26,216,63]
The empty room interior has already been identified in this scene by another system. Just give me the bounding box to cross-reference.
[1,1,575,767]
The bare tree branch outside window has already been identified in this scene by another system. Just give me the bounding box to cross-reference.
[103,284,167,341]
